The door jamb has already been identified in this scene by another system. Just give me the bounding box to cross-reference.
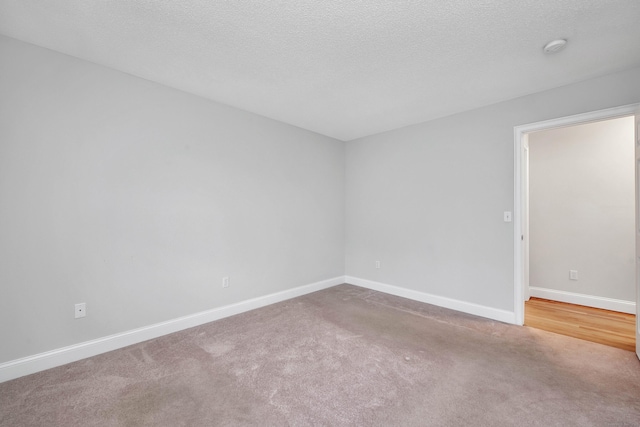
[513,103,640,325]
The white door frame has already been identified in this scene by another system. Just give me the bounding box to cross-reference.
[513,103,640,326]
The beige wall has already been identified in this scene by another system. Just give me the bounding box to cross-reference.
[528,117,635,302]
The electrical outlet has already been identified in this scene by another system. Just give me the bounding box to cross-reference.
[375,261,381,269]
[222,276,229,288]
[74,303,86,319]
[569,270,578,280]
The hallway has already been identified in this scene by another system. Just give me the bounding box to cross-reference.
[525,297,636,352]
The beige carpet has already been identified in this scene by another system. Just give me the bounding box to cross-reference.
[1,284,639,426]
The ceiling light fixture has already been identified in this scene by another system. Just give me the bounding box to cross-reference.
[543,39,567,54]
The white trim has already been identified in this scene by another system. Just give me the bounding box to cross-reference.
[345,276,516,324]
[513,103,640,326]
[0,276,345,383]
[529,287,636,314]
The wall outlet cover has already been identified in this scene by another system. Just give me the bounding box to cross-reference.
[74,303,86,318]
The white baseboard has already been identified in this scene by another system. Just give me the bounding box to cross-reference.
[345,276,516,324]
[0,276,345,384]
[529,286,636,314]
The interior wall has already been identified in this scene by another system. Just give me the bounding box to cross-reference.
[528,117,635,302]
[0,36,345,364]
[3,31,640,368]
[345,65,640,312]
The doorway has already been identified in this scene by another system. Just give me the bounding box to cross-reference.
[513,103,640,357]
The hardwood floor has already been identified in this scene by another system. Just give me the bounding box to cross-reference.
[525,297,636,352]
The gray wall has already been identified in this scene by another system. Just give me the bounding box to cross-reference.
[345,66,640,312]
[529,117,635,301]
[3,32,640,366]
[0,36,345,363]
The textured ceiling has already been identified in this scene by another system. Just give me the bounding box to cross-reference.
[1,1,639,141]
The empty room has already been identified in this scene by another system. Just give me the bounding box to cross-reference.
[1,1,640,426]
